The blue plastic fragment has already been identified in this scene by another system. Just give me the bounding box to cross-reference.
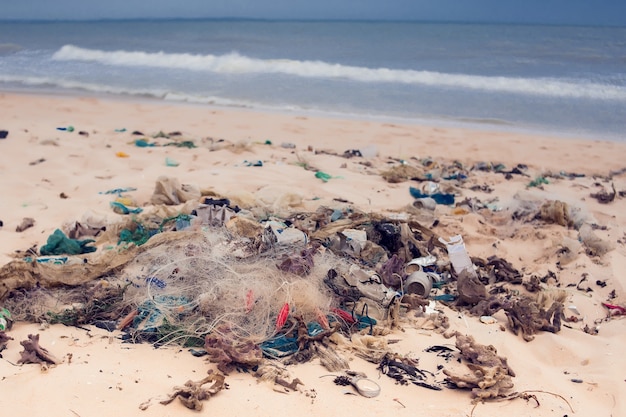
[409,187,455,205]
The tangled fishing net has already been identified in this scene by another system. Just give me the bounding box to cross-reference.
[116,229,341,345]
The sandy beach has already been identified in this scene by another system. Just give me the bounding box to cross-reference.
[1,92,625,417]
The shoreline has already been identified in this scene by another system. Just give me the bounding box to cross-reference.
[2,87,624,144]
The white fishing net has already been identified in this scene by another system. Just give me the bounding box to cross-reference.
[119,229,341,344]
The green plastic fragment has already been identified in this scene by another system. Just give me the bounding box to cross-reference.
[315,171,332,182]
[528,177,549,187]
[40,229,96,256]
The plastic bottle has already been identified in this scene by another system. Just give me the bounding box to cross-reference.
[439,235,476,277]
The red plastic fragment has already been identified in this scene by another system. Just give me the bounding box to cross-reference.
[602,302,626,315]
[275,303,290,332]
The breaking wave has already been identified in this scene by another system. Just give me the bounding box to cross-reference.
[51,44,626,101]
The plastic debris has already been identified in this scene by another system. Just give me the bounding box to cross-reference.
[110,201,143,215]
[135,138,154,147]
[439,235,475,276]
[315,171,333,182]
[409,187,455,205]
[40,229,96,256]
[99,187,137,196]
[528,176,549,187]
[116,151,130,158]
[165,157,179,167]
[0,307,12,331]
[243,160,263,167]
[0,130,8,139]
[265,220,308,246]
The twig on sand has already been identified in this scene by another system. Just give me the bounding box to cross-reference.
[469,389,574,417]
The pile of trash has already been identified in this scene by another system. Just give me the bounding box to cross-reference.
[0,172,621,408]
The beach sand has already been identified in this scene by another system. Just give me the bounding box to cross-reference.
[0,92,625,416]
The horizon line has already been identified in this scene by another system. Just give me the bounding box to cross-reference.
[0,16,623,28]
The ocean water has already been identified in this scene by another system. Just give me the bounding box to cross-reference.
[1,19,625,140]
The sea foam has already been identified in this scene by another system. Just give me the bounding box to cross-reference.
[52,44,626,101]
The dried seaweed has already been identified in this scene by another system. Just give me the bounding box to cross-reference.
[276,246,316,276]
[456,270,487,306]
[379,254,404,287]
[377,353,443,391]
[204,329,263,374]
[380,165,424,183]
[486,256,522,284]
[159,370,226,411]
[539,200,572,227]
[443,333,514,400]
[504,297,563,342]
[17,333,61,365]
[590,183,616,204]
[0,331,12,356]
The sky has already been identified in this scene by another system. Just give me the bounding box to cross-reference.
[1,0,626,26]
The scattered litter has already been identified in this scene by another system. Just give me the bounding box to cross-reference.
[150,176,200,205]
[99,187,137,196]
[568,305,580,315]
[116,151,130,158]
[409,186,455,205]
[439,235,475,276]
[165,157,179,167]
[602,302,626,316]
[480,315,497,324]
[0,130,8,139]
[40,228,96,256]
[110,201,143,215]
[528,177,549,188]
[315,171,336,182]
[333,371,381,397]
[243,159,263,167]
[135,138,154,147]
[0,307,12,331]
[56,126,74,132]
